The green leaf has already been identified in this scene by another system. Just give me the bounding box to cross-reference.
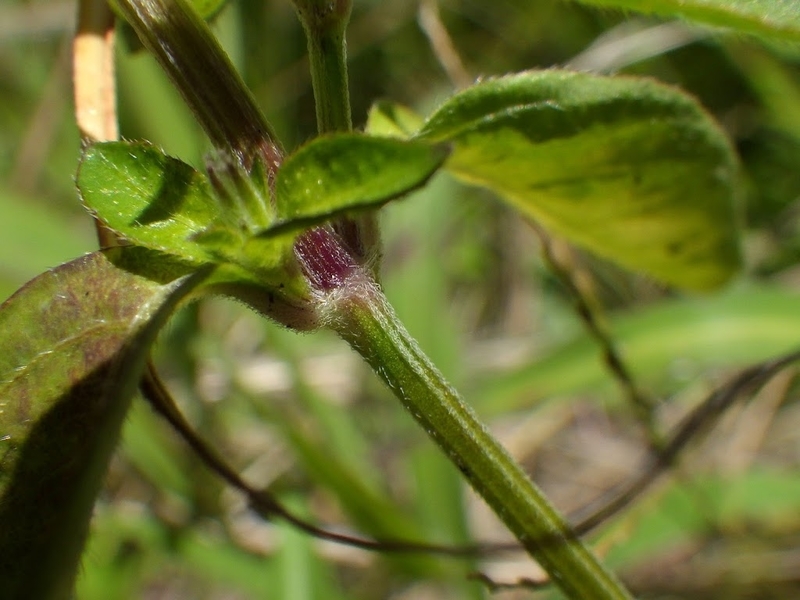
[417,71,741,291]
[365,100,424,139]
[78,142,292,280]
[571,0,800,42]
[0,249,208,599]
[270,134,448,232]
[78,141,222,264]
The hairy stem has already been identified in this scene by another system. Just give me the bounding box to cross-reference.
[329,278,633,600]
[111,2,630,596]
[292,0,353,133]
[115,0,283,174]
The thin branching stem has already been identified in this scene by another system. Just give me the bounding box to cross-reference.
[532,223,661,443]
[143,321,800,575]
[115,0,283,175]
[569,348,800,531]
[291,0,353,133]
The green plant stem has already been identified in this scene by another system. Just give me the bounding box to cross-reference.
[116,0,283,172]
[292,0,385,273]
[332,280,633,600]
[306,24,352,133]
[292,0,353,133]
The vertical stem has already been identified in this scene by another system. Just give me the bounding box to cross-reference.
[73,0,118,143]
[306,24,352,133]
[104,2,628,596]
[292,0,353,133]
[73,0,118,248]
[330,281,633,600]
[292,0,382,274]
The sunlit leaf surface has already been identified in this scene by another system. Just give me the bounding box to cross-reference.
[273,134,448,230]
[78,142,223,264]
[365,101,424,139]
[418,71,742,291]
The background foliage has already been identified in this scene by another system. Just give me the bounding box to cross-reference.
[2,0,800,598]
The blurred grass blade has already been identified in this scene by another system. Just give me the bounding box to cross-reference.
[571,0,800,42]
[409,447,482,596]
[77,507,280,599]
[121,400,194,499]
[275,496,347,600]
[417,70,741,291]
[603,469,800,568]
[479,288,800,414]
[0,249,208,600]
[728,44,800,141]
[181,0,228,19]
[255,332,446,576]
[177,529,278,597]
[260,405,441,577]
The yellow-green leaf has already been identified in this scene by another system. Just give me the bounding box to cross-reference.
[365,101,424,139]
[417,71,742,291]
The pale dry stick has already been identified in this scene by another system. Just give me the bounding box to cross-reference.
[75,0,186,468]
[72,0,327,567]
[69,0,516,571]
[417,6,653,425]
[73,0,118,248]
[418,0,472,90]
[73,0,118,144]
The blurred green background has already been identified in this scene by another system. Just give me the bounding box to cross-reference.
[3,0,800,598]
